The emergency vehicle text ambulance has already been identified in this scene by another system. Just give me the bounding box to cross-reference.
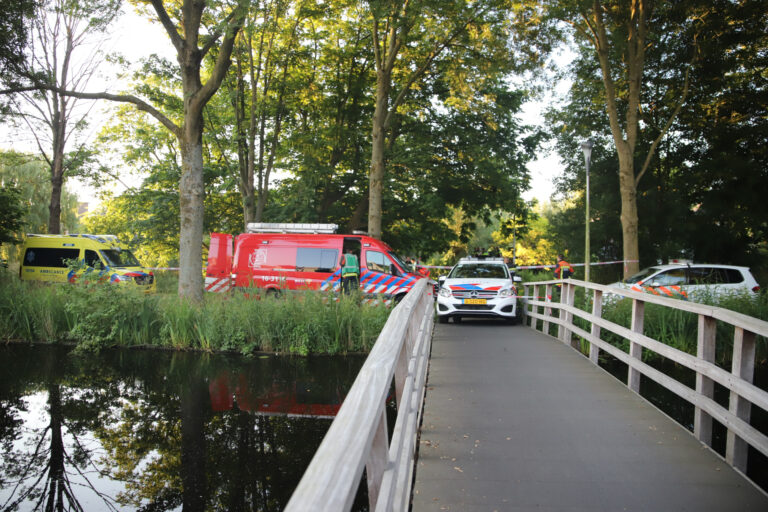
[205,223,424,303]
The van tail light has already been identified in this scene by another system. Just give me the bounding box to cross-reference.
[752,286,760,293]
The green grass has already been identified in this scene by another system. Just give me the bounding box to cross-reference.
[590,290,768,366]
[519,275,768,366]
[0,268,391,355]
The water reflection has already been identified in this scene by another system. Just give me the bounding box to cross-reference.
[0,345,368,511]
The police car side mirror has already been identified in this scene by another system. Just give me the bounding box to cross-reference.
[438,276,446,286]
[650,281,660,287]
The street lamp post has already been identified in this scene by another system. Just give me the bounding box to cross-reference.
[581,139,594,282]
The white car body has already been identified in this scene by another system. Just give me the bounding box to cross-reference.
[608,263,760,301]
[436,258,521,324]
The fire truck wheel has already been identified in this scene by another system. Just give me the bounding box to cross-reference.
[265,288,281,299]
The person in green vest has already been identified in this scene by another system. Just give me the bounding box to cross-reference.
[339,250,360,295]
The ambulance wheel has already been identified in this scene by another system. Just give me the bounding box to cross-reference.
[265,288,281,299]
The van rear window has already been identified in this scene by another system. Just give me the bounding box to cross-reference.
[23,248,80,268]
[296,248,338,273]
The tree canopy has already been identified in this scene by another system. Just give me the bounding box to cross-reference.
[2,0,767,288]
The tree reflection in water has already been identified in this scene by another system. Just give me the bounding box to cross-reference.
[0,346,369,511]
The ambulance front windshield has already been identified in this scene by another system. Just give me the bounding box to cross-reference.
[101,249,141,268]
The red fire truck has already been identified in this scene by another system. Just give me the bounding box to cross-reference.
[205,223,424,303]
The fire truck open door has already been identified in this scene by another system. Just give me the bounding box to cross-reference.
[205,232,233,292]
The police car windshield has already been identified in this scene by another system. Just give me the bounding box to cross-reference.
[625,266,661,284]
[100,249,140,268]
[449,264,508,279]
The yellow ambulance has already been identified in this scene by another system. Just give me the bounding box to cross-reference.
[19,234,156,292]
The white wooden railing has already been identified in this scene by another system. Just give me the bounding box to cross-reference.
[285,278,434,512]
[523,278,768,475]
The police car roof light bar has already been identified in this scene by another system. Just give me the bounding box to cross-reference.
[246,222,339,234]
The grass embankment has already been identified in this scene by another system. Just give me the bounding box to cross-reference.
[518,270,768,366]
[0,270,390,355]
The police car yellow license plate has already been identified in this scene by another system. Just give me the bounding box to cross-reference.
[463,298,486,305]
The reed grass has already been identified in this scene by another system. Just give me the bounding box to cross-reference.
[0,269,391,355]
[599,290,768,366]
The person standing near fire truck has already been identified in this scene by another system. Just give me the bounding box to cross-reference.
[340,250,360,295]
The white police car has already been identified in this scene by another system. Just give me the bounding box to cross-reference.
[608,262,760,301]
[436,258,522,324]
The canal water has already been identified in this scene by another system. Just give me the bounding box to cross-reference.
[0,345,378,511]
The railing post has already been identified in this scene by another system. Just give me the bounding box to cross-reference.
[531,284,539,330]
[558,282,576,348]
[543,284,553,335]
[395,338,409,406]
[726,326,756,471]
[694,314,717,447]
[589,289,603,364]
[366,403,389,510]
[627,299,645,393]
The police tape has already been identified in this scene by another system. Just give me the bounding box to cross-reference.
[418,259,639,271]
[515,259,638,270]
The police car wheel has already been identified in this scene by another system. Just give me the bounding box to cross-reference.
[438,315,448,324]
[453,316,462,323]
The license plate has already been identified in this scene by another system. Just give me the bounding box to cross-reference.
[463,298,487,305]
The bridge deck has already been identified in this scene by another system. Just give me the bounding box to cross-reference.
[412,320,768,511]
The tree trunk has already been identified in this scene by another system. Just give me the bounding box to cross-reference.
[48,89,67,235]
[234,52,255,227]
[368,70,390,240]
[178,113,205,302]
[48,168,63,234]
[617,145,640,276]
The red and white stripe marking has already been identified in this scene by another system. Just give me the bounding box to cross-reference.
[205,276,231,293]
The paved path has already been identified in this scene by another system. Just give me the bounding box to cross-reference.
[412,320,768,511]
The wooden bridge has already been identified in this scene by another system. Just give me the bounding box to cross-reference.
[288,279,768,511]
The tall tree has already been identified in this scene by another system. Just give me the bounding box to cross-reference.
[4,0,249,301]
[364,0,517,240]
[4,0,120,234]
[550,0,693,277]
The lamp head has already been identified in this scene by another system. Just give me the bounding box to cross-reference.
[581,139,594,162]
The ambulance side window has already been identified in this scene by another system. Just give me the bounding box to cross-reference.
[85,250,102,268]
[366,251,397,275]
[23,248,80,267]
